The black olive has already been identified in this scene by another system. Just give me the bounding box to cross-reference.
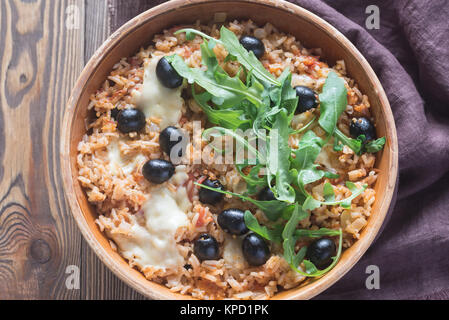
[159,126,185,159]
[156,57,183,89]
[349,117,376,141]
[194,234,220,261]
[294,86,319,114]
[258,187,276,201]
[117,108,146,133]
[199,179,224,205]
[242,233,270,266]
[142,159,175,184]
[111,107,120,120]
[239,36,265,59]
[218,208,249,236]
[306,238,336,270]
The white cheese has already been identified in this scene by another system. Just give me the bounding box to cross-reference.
[223,235,246,270]
[132,57,184,128]
[171,165,189,186]
[107,187,191,270]
[107,140,146,175]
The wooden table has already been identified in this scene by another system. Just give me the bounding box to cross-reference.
[0,0,171,300]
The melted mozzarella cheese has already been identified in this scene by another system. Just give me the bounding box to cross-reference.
[107,141,146,175]
[223,235,246,270]
[107,187,191,270]
[132,57,184,128]
[171,165,189,186]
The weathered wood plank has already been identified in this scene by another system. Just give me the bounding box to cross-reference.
[0,0,85,299]
[108,0,167,33]
[80,0,146,300]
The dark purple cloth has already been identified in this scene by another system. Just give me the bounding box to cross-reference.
[110,0,449,299]
[293,0,449,300]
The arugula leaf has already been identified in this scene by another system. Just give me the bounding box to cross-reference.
[323,171,340,179]
[291,131,323,171]
[166,43,265,108]
[294,228,341,238]
[364,137,386,153]
[323,182,335,202]
[194,182,288,221]
[286,229,343,277]
[334,128,386,155]
[293,247,308,268]
[175,28,218,43]
[318,72,348,135]
[283,209,343,277]
[269,69,298,116]
[300,230,343,277]
[219,27,280,86]
[333,128,363,154]
[244,211,283,243]
[192,90,250,129]
[175,27,280,86]
[333,136,344,152]
[282,205,310,266]
[303,181,367,211]
[290,131,325,196]
[236,164,267,195]
[267,109,296,203]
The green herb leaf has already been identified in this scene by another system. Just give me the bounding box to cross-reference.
[323,171,340,179]
[318,72,348,135]
[291,131,323,171]
[290,131,325,197]
[219,27,280,86]
[175,28,219,43]
[364,137,386,153]
[244,211,283,243]
[333,128,363,155]
[301,230,343,277]
[282,204,309,266]
[269,69,298,116]
[293,247,308,268]
[267,109,296,203]
[323,182,335,202]
[294,228,341,238]
[166,42,265,108]
[236,164,267,195]
[192,90,250,129]
[287,229,343,278]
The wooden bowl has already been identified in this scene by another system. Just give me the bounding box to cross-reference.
[61,0,398,300]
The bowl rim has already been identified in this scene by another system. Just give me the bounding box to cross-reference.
[61,0,398,300]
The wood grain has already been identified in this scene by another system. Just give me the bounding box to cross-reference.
[108,0,167,33]
[0,0,84,299]
[81,0,146,300]
[0,0,147,300]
